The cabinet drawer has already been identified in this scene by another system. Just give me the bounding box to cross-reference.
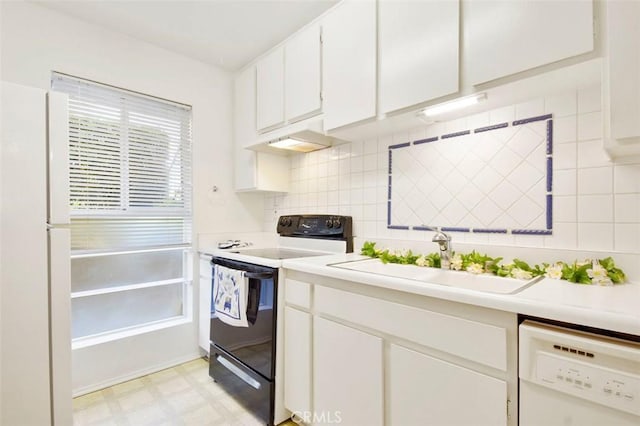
[285,279,311,309]
[315,286,507,371]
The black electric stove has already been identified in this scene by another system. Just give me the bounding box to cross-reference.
[208,215,353,425]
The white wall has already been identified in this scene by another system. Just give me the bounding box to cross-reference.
[0,1,264,236]
[0,0,263,395]
[264,84,640,278]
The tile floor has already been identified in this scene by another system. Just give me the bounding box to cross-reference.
[73,357,296,426]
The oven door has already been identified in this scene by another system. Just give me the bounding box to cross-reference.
[210,256,278,379]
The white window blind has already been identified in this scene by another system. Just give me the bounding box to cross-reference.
[51,73,192,252]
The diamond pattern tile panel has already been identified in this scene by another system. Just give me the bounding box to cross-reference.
[389,116,553,234]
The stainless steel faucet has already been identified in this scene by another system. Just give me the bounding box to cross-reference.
[431,230,452,270]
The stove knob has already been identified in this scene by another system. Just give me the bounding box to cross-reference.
[332,219,342,228]
[285,217,293,227]
[325,219,333,228]
[279,217,287,226]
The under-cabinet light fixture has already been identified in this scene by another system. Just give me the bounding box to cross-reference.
[268,137,329,153]
[420,93,487,117]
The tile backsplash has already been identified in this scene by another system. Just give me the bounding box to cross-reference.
[264,84,640,255]
[388,114,552,235]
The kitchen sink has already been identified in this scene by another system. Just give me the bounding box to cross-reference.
[330,258,541,294]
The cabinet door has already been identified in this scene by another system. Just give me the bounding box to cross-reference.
[603,0,640,158]
[379,0,459,114]
[285,23,322,122]
[198,257,212,352]
[234,65,258,149]
[313,317,383,426]
[284,307,311,415]
[389,343,507,426]
[234,66,289,192]
[256,46,285,131]
[322,0,376,131]
[233,66,258,190]
[464,0,593,85]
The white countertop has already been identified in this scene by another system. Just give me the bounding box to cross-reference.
[282,253,640,337]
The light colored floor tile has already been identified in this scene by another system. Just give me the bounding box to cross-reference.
[72,357,289,426]
[73,391,107,411]
[124,404,168,426]
[110,378,145,395]
[167,388,207,413]
[73,402,112,425]
[236,413,265,426]
[182,404,224,426]
[181,358,206,371]
[147,367,180,383]
[156,376,191,396]
[116,389,155,412]
[218,395,248,414]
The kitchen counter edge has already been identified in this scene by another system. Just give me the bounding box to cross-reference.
[282,253,640,337]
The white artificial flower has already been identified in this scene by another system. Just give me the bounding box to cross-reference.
[545,263,563,280]
[511,268,533,280]
[588,262,612,286]
[415,256,428,267]
[466,262,484,274]
[587,262,608,280]
[450,254,463,271]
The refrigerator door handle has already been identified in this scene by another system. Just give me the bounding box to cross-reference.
[47,91,70,225]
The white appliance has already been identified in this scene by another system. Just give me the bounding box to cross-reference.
[1,81,72,425]
[519,320,640,426]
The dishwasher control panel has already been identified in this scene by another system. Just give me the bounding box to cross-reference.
[520,321,640,417]
[535,352,639,414]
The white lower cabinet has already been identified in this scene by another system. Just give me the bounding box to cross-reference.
[313,316,383,426]
[284,306,312,416]
[389,343,507,426]
[283,273,518,426]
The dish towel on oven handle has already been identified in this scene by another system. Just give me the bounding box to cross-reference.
[213,264,249,327]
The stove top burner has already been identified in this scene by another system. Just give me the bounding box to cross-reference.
[230,248,329,260]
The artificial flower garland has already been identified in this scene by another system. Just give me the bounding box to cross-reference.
[360,241,626,286]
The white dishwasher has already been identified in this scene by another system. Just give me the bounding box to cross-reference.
[519,320,640,426]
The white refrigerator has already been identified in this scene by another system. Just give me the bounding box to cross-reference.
[1,81,72,425]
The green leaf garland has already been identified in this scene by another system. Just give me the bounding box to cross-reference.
[359,241,626,285]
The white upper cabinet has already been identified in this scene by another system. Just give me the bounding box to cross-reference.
[603,0,640,158]
[464,0,593,85]
[322,0,377,131]
[235,66,259,149]
[379,0,459,115]
[256,46,285,131]
[234,65,289,192]
[285,23,322,123]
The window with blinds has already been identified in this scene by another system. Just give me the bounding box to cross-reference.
[52,73,193,342]
[52,72,192,251]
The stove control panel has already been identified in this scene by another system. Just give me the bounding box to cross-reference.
[277,215,353,241]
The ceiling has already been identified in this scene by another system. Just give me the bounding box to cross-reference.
[35,0,339,71]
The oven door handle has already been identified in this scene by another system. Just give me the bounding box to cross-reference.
[244,272,273,279]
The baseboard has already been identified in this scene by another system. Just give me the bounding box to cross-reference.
[72,351,203,397]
